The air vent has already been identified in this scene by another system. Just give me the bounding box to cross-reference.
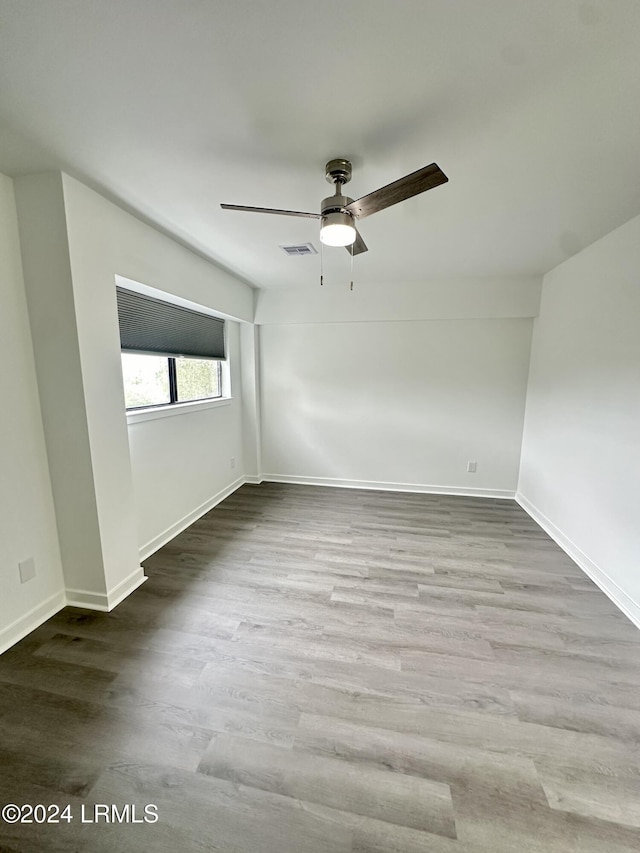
[279,243,317,256]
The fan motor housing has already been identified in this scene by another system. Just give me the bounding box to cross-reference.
[321,194,353,216]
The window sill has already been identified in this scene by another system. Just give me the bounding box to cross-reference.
[126,397,233,424]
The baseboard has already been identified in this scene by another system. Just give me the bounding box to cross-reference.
[64,587,110,611]
[105,566,147,609]
[0,590,66,655]
[139,476,247,560]
[261,473,515,500]
[65,566,147,612]
[516,492,640,631]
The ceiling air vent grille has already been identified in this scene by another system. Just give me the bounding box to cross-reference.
[279,243,317,256]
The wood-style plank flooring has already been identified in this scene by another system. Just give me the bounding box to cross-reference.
[1,483,640,851]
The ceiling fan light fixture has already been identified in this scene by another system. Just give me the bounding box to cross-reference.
[221,159,448,260]
[320,211,356,247]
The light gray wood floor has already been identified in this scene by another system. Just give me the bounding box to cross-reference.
[1,483,639,851]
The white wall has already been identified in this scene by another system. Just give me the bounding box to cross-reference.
[60,174,255,571]
[0,174,65,652]
[259,316,534,496]
[255,277,541,326]
[128,322,246,557]
[239,323,262,480]
[16,173,111,604]
[14,171,255,612]
[518,213,640,626]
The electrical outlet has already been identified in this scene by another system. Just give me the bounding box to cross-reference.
[467,461,477,473]
[19,557,36,583]
[230,457,236,469]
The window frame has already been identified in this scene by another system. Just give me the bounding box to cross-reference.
[122,353,224,413]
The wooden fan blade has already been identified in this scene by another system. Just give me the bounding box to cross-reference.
[345,163,448,220]
[345,227,368,256]
[221,204,320,219]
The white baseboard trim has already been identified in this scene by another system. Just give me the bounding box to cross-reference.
[139,476,247,561]
[106,567,147,609]
[0,590,66,655]
[64,587,110,611]
[261,473,515,500]
[516,492,640,631]
[65,566,148,612]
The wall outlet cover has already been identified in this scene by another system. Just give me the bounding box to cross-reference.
[19,557,36,583]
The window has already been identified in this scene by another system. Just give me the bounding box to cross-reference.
[121,353,171,409]
[121,354,222,410]
[116,286,226,411]
[175,357,222,402]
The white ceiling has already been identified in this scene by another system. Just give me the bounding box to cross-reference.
[1,1,639,290]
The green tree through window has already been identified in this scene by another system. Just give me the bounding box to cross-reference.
[121,353,222,409]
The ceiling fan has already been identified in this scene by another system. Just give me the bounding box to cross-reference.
[221,158,448,255]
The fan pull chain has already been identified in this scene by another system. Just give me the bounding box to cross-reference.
[320,238,324,286]
[350,243,354,291]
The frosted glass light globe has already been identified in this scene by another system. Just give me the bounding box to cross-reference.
[320,212,356,246]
